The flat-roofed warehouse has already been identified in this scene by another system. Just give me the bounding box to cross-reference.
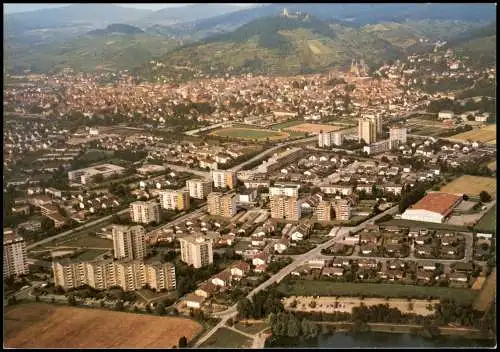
[401,192,463,224]
[68,163,125,185]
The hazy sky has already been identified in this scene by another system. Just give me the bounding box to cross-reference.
[4,3,255,14]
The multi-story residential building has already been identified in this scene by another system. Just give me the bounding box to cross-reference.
[85,259,117,290]
[211,170,236,190]
[358,118,377,144]
[270,195,301,221]
[207,192,237,217]
[269,183,300,197]
[112,225,146,260]
[160,189,190,211]
[363,139,391,155]
[316,201,332,222]
[318,131,343,147]
[179,235,214,268]
[146,262,177,291]
[334,199,351,220]
[186,179,212,199]
[389,126,407,149]
[3,232,28,278]
[52,259,175,292]
[130,200,160,224]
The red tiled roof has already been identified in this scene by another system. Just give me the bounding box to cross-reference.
[409,192,462,215]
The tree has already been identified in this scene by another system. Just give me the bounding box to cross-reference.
[178,336,188,348]
[7,296,17,306]
[286,313,301,337]
[237,297,253,319]
[156,302,166,315]
[479,191,492,203]
[68,295,77,306]
[115,300,124,311]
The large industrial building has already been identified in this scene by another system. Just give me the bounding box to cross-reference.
[401,192,463,223]
[68,164,125,185]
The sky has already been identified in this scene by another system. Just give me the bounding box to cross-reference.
[3,3,256,14]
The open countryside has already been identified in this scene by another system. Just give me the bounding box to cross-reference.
[450,124,496,144]
[439,175,496,198]
[209,127,290,141]
[4,303,203,348]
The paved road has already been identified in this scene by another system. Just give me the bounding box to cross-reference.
[164,163,210,179]
[194,205,399,346]
[145,206,207,236]
[26,208,130,250]
[229,136,317,172]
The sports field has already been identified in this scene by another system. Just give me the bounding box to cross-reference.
[4,303,203,348]
[277,281,477,304]
[284,123,342,134]
[451,124,496,144]
[439,175,496,198]
[210,127,289,141]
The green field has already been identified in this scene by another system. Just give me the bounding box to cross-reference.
[234,321,268,335]
[74,249,110,261]
[474,205,496,233]
[277,280,478,304]
[199,327,252,348]
[210,127,288,141]
[50,234,113,249]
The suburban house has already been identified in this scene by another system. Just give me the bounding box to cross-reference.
[322,267,344,277]
[211,270,232,287]
[274,238,290,253]
[195,281,217,298]
[230,261,251,278]
[184,293,206,309]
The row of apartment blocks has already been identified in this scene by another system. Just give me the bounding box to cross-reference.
[3,229,28,279]
[52,259,176,291]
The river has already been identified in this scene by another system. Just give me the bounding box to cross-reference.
[267,332,496,348]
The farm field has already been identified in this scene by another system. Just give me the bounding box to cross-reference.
[474,204,496,233]
[4,303,203,348]
[450,124,497,144]
[473,269,496,312]
[210,127,289,141]
[199,327,252,348]
[277,281,477,304]
[284,123,342,134]
[439,175,496,198]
